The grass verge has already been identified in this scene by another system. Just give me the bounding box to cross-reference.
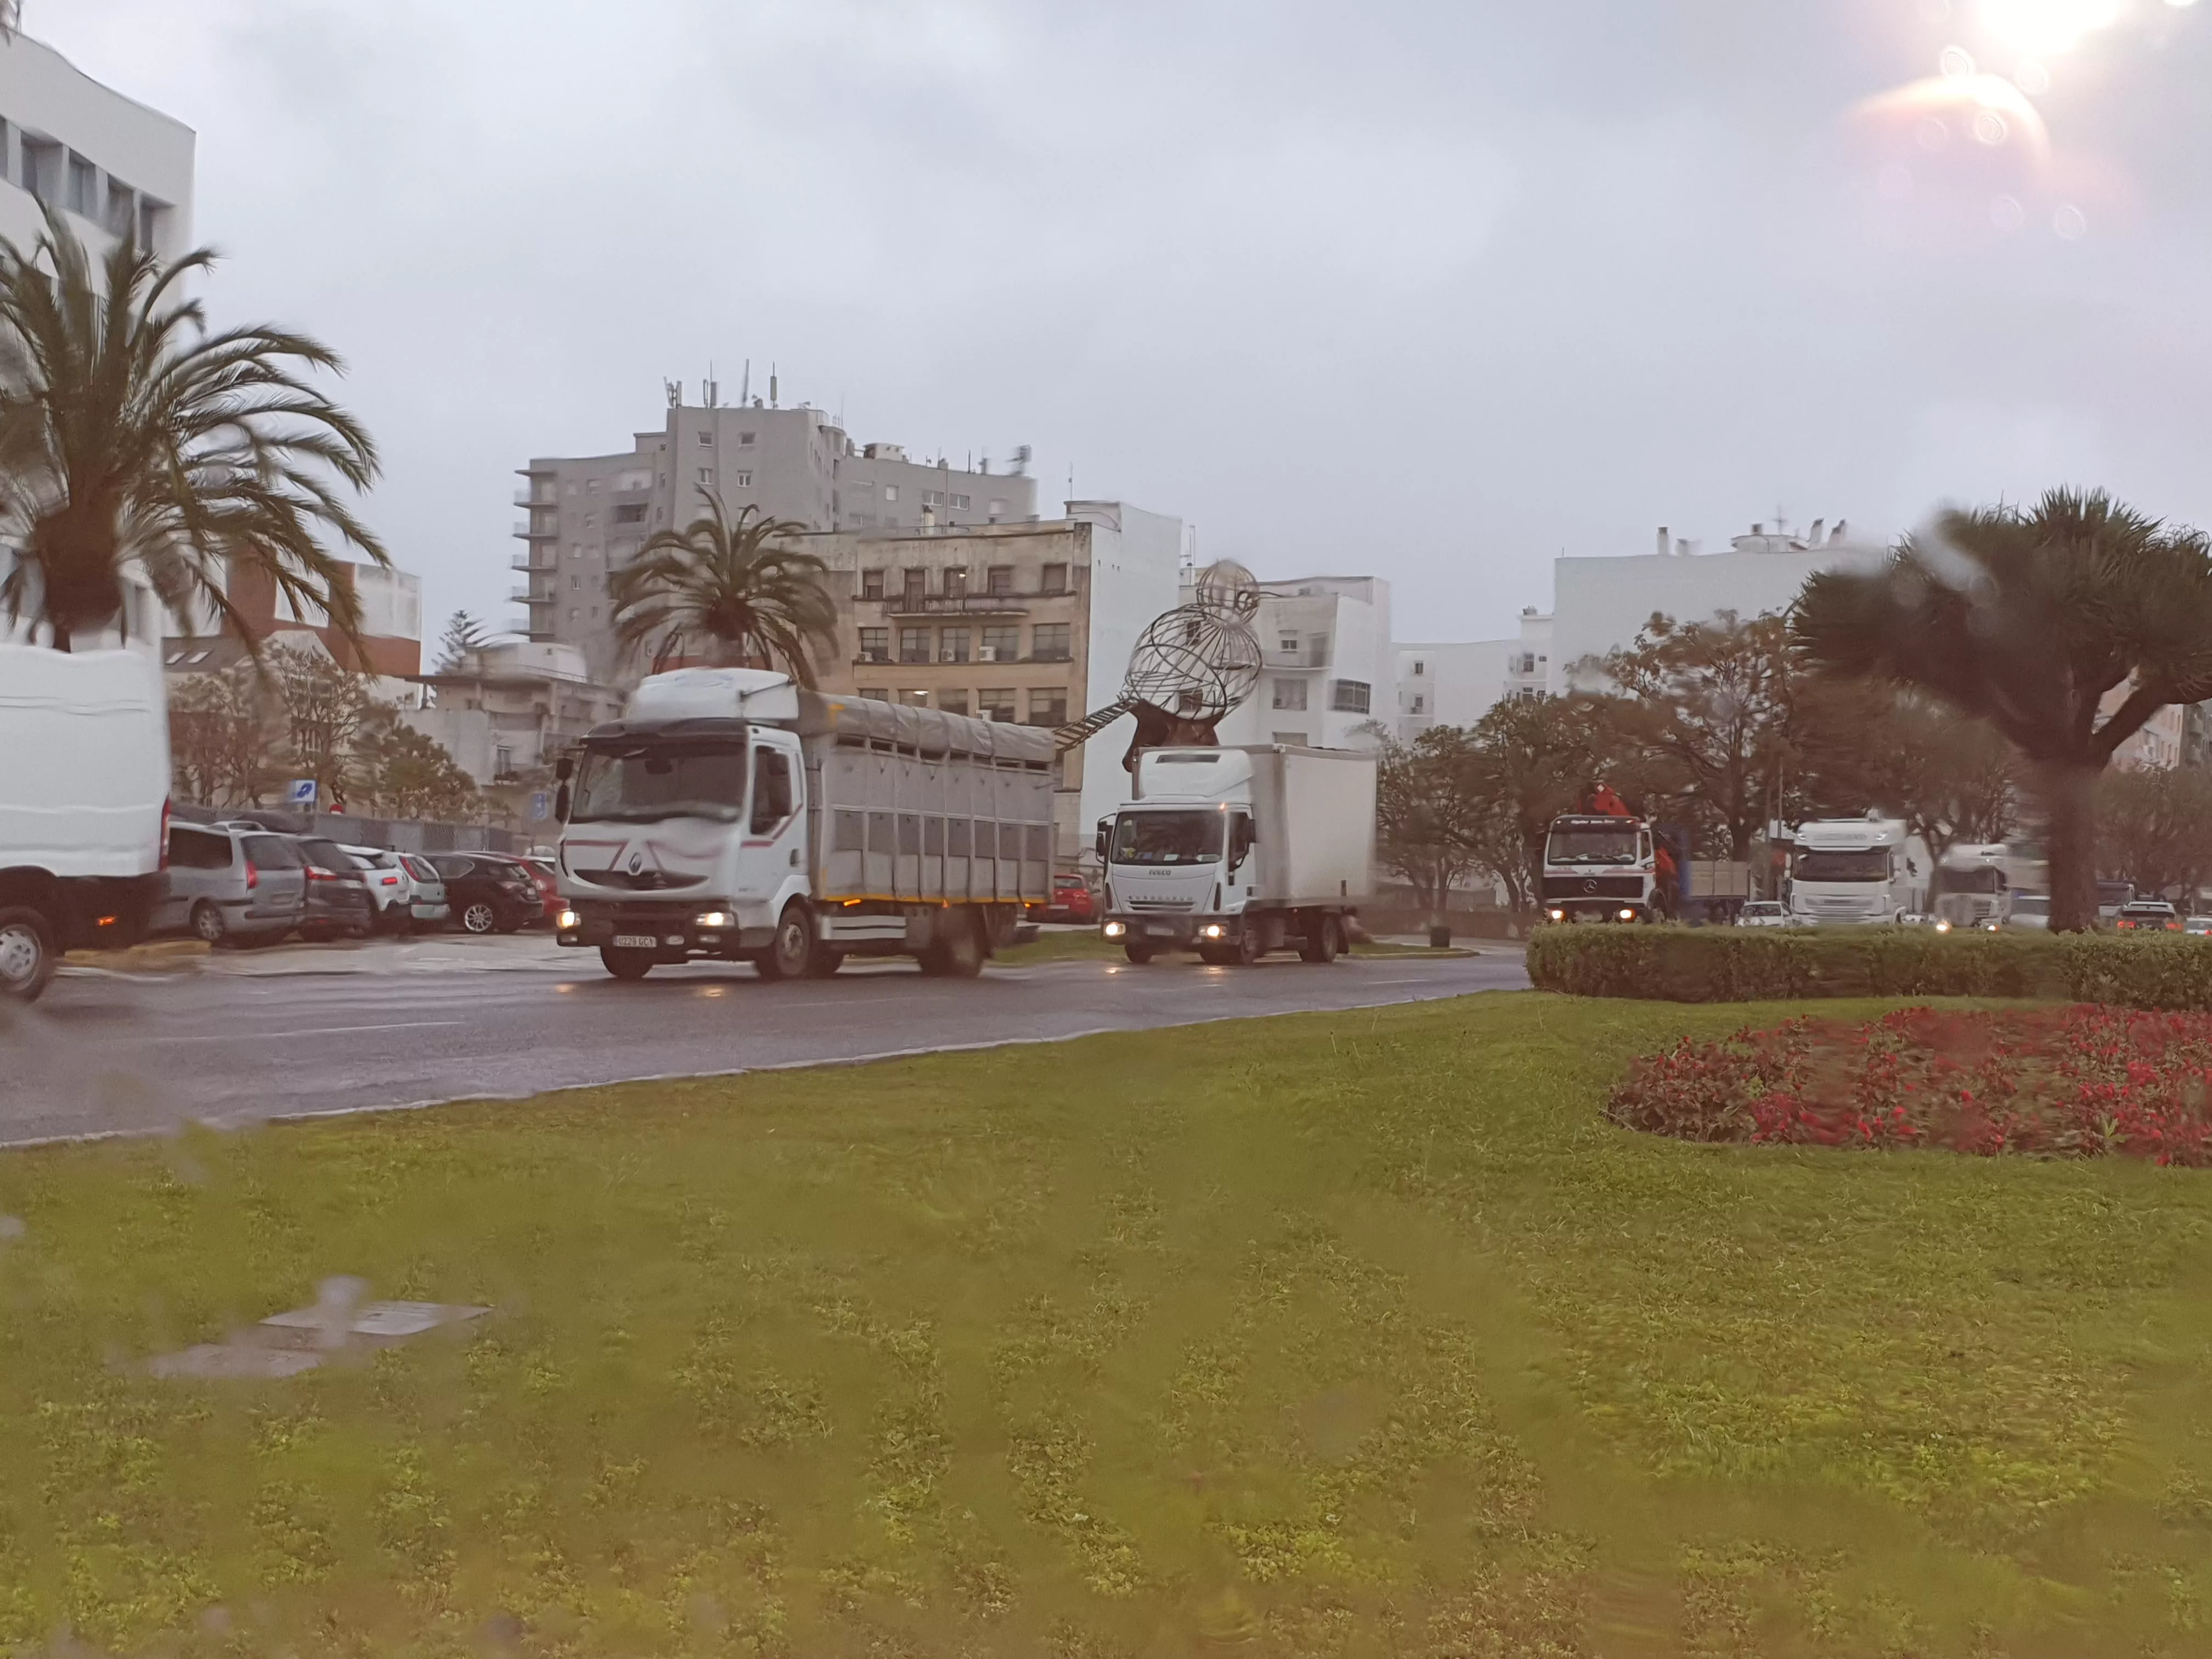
[997,930,1477,964]
[6,992,2212,1654]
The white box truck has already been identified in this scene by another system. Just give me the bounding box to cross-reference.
[0,644,171,1000]
[553,668,1053,979]
[1097,744,1375,966]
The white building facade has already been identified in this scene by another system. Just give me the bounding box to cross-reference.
[1216,575,1394,753]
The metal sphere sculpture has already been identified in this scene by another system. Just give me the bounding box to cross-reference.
[1054,560,1266,763]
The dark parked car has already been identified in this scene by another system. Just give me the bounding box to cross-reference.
[430,853,541,935]
[294,837,375,940]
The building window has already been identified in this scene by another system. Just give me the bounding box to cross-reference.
[1032,623,1071,662]
[698,431,713,446]
[1272,731,1310,747]
[571,574,581,590]
[978,689,1018,722]
[899,689,930,707]
[1040,563,1068,595]
[1330,679,1372,714]
[951,493,971,511]
[988,498,1006,520]
[568,607,580,621]
[1412,659,1426,676]
[738,432,756,447]
[1272,678,1307,711]
[923,490,944,507]
[1410,695,1425,714]
[583,514,597,529]
[732,471,752,487]
[104,182,136,240]
[861,569,885,600]
[986,566,1014,595]
[1279,635,1300,654]
[860,687,890,703]
[884,485,899,503]
[859,627,890,663]
[980,624,1020,662]
[19,135,58,205]
[1028,688,1068,726]
[939,627,971,663]
[939,691,969,716]
[613,503,645,524]
[901,567,928,603]
[898,627,930,664]
[66,153,95,217]
[696,467,712,484]
[943,567,968,598]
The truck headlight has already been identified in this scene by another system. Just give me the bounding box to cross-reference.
[1102,921,1126,938]
[695,911,732,928]
[1201,923,1225,939]
[1547,907,1565,922]
[556,909,580,930]
[1934,919,1950,932]
[1618,908,1636,922]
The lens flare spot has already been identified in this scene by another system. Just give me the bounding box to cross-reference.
[1972,109,2010,145]
[2015,58,2051,94]
[1979,0,2121,56]
[1939,44,1978,77]
[2053,202,2088,237]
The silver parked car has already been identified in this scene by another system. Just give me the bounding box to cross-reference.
[154,823,308,945]
[2004,895,2050,932]
[398,853,450,928]
[1737,899,1790,928]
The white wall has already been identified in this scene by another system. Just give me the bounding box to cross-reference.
[1073,500,1184,842]
[1218,574,1393,751]
[0,32,194,261]
[1395,637,1514,737]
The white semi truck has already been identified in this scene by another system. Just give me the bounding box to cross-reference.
[1096,743,1375,966]
[552,668,1053,979]
[0,644,171,1000]
[1787,816,1929,926]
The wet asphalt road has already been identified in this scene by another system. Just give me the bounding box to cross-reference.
[0,945,1528,1147]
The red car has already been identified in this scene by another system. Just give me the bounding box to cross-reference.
[1041,872,1097,923]
[515,855,563,922]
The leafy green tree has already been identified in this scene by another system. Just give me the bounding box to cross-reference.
[360,724,481,823]
[1465,693,1622,908]
[0,204,385,652]
[167,662,280,807]
[1374,728,1493,926]
[1796,489,2212,930]
[267,641,379,809]
[609,490,837,681]
[2098,765,2212,906]
[1795,682,2017,873]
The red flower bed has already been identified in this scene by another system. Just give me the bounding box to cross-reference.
[1607,1006,2212,1164]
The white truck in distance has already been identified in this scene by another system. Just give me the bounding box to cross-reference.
[1787,816,1929,926]
[1541,814,1666,923]
[0,644,171,1000]
[1097,743,1375,966]
[553,668,1053,979]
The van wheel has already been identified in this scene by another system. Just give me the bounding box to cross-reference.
[0,906,56,1002]
[1122,942,1155,964]
[600,946,654,980]
[757,901,820,981]
[189,901,227,945]
[920,911,985,978]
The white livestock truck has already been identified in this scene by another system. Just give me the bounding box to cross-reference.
[1786,816,1929,926]
[0,644,171,999]
[1096,743,1375,966]
[552,668,1052,979]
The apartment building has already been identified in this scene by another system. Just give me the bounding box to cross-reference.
[514,394,1039,684]
[1212,575,1394,753]
[0,31,193,656]
[801,501,1183,864]
[404,642,624,827]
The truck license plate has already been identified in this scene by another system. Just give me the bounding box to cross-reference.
[613,934,658,949]
[1144,924,1173,938]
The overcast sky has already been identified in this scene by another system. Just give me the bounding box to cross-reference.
[35,0,2212,645]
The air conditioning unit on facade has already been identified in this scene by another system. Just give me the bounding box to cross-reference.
[978,646,1002,662]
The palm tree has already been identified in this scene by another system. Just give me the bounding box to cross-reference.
[1795,489,2212,932]
[608,491,838,682]
[0,202,386,653]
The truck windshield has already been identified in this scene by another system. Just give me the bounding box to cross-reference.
[572,743,748,823]
[1546,825,1639,865]
[1110,810,1222,865]
[1793,848,1889,882]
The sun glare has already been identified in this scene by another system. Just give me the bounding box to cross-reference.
[1978,0,2124,56]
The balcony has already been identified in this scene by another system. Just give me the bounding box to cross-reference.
[870,592,1030,617]
[513,490,555,507]
[510,551,554,572]
[511,586,556,606]
[1265,648,1329,669]
[513,519,557,539]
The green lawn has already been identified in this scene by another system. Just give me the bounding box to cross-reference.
[7,992,2212,1655]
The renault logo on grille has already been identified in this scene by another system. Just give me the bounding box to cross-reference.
[628,851,644,873]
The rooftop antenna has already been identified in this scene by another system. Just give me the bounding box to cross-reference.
[704,359,718,408]
[769,364,778,408]
[740,359,750,405]
[663,377,681,408]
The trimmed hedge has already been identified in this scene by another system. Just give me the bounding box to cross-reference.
[1524,926,2212,1009]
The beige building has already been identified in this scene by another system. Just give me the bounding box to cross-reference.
[403,642,624,831]
[799,502,1184,865]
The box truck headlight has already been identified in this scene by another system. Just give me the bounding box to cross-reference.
[1934,919,1951,933]
[1201,923,1226,939]
[695,911,732,929]
[556,909,580,931]
[1618,908,1636,922]
[1102,921,1126,938]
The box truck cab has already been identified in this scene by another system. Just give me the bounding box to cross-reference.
[0,644,170,1000]
[1097,743,1375,967]
[1787,816,1927,926]
[554,668,1052,980]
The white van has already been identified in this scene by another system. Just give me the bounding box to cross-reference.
[0,645,171,998]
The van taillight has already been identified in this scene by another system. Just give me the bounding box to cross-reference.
[245,861,258,891]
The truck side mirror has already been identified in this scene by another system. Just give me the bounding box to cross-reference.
[554,757,573,782]
[554,784,571,822]
[1096,819,1111,862]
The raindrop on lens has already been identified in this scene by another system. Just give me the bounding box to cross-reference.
[1939,44,1976,78]
[2053,204,2087,239]
[1972,110,2009,146]
[1917,116,1950,151]
[1989,194,2025,231]
[2016,58,2051,94]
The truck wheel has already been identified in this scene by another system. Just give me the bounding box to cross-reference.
[1198,944,1233,967]
[1122,942,1155,964]
[0,906,56,1002]
[1299,915,1341,963]
[757,901,820,981]
[600,946,654,980]
[1233,927,1264,966]
[189,901,227,945]
[920,910,985,978]
[806,949,844,979]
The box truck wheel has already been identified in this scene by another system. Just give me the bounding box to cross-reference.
[1122,941,1155,964]
[921,909,985,978]
[1299,913,1341,963]
[0,906,57,1002]
[600,945,654,980]
[757,901,821,981]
